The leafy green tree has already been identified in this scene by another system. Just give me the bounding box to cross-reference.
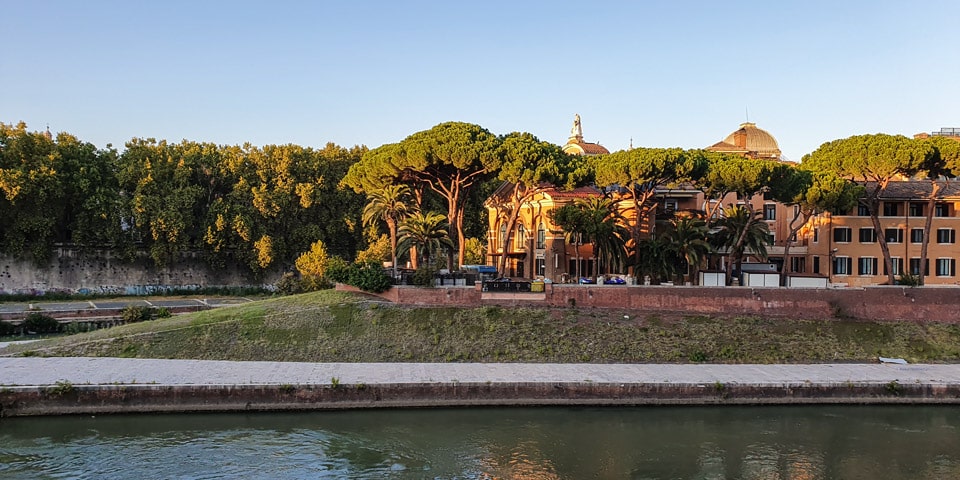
[117,139,215,266]
[711,205,770,284]
[781,171,862,276]
[593,147,707,265]
[344,122,502,268]
[294,240,331,291]
[802,134,929,283]
[916,137,960,284]
[463,237,487,266]
[548,203,588,279]
[398,211,454,268]
[487,132,570,276]
[355,233,391,265]
[0,122,62,262]
[362,184,414,275]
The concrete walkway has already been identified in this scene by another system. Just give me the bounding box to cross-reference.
[2,357,960,387]
[4,358,960,416]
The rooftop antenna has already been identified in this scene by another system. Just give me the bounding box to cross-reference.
[629,137,633,149]
[745,107,750,123]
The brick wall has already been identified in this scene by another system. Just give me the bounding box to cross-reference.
[337,284,960,323]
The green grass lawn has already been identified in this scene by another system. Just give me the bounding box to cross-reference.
[3,290,960,363]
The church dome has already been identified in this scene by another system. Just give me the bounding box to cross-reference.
[708,122,781,159]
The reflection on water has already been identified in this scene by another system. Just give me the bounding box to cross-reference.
[0,406,959,479]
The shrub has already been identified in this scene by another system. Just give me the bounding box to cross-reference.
[355,234,391,265]
[23,313,60,334]
[325,257,352,284]
[0,320,16,336]
[155,307,172,318]
[412,266,438,287]
[897,273,921,287]
[275,272,304,295]
[349,260,392,293]
[121,306,154,323]
[295,240,332,291]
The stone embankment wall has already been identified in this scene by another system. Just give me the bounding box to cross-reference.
[339,284,960,323]
[1,249,278,295]
[3,381,960,416]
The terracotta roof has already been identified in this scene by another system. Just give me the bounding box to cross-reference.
[564,140,610,156]
[866,180,960,199]
[544,185,603,199]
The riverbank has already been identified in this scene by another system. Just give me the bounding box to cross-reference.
[4,290,960,363]
[2,358,960,416]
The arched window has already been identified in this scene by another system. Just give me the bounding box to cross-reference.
[536,223,546,249]
[499,223,507,249]
[515,224,526,249]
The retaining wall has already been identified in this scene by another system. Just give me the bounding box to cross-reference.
[339,284,960,323]
[0,248,278,295]
[3,381,959,416]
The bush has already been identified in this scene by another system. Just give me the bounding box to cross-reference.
[275,272,304,295]
[325,257,352,284]
[23,313,60,334]
[121,306,154,323]
[897,273,921,287]
[155,307,172,318]
[412,266,438,287]
[0,320,16,336]
[295,240,332,291]
[349,260,392,293]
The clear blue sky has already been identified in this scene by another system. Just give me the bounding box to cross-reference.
[3,1,958,161]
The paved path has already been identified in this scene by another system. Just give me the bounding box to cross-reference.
[2,357,959,387]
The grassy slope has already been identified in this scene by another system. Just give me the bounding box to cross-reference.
[3,290,960,363]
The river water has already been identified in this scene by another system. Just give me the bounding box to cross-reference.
[1,406,958,479]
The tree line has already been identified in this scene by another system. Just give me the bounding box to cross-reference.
[0,121,367,276]
[4,120,959,287]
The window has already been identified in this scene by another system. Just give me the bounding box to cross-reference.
[935,203,949,217]
[535,258,546,277]
[909,258,929,277]
[766,232,775,245]
[857,204,870,216]
[884,228,903,244]
[515,224,525,249]
[813,256,820,274]
[834,227,852,243]
[884,257,904,276]
[813,228,819,243]
[764,204,776,221]
[833,256,853,275]
[937,228,956,244]
[909,203,924,217]
[910,228,924,244]
[536,223,546,249]
[858,228,876,243]
[858,257,878,276]
[936,258,956,277]
[790,257,805,273]
[499,224,507,249]
[883,202,900,217]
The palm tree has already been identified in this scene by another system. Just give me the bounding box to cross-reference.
[578,197,630,278]
[398,211,454,268]
[362,185,414,275]
[666,215,712,284]
[634,235,676,284]
[710,205,770,285]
